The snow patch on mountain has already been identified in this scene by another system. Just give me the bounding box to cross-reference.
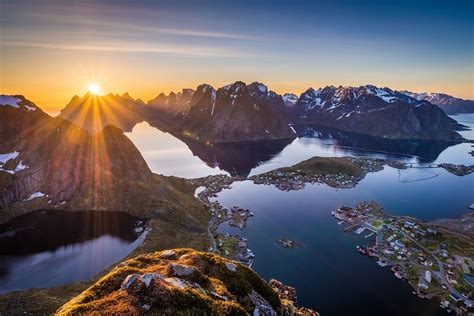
[300,88,323,109]
[0,152,30,174]
[210,89,217,116]
[26,192,46,201]
[0,95,22,108]
[257,83,268,93]
[364,85,398,103]
[282,93,298,106]
[0,151,19,165]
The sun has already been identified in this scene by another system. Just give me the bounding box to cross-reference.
[88,83,101,95]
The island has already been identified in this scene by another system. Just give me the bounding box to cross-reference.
[439,163,474,176]
[277,238,303,249]
[332,202,474,315]
[251,156,406,191]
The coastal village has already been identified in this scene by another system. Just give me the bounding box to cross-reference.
[332,202,474,315]
[192,156,474,315]
[193,175,256,267]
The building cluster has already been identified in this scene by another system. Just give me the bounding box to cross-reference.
[332,202,474,315]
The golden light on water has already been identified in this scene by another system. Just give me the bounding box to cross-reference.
[88,83,101,95]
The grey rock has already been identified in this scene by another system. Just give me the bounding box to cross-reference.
[160,250,176,259]
[140,273,164,288]
[168,262,196,277]
[121,274,140,290]
[225,262,237,272]
[249,290,277,316]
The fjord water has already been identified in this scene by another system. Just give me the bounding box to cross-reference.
[0,210,146,293]
[208,115,473,315]
[2,113,472,307]
[126,115,474,178]
[123,114,473,314]
[125,122,227,178]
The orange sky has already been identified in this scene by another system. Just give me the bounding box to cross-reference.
[1,1,473,115]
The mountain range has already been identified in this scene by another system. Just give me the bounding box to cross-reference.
[0,94,318,315]
[400,91,474,114]
[0,95,207,230]
[58,82,469,143]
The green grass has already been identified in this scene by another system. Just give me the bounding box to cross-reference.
[56,249,283,315]
[281,156,364,177]
[371,220,383,229]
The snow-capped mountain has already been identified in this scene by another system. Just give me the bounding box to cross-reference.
[295,85,464,140]
[177,81,295,142]
[282,93,298,107]
[247,82,298,120]
[400,91,474,114]
[56,81,466,143]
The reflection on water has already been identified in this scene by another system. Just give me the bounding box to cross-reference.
[0,210,146,293]
[125,122,226,178]
[451,113,474,140]
[126,115,474,178]
[294,124,458,161]
[214,166,473,315]
[205,114,473,316]
[181,137,293,177]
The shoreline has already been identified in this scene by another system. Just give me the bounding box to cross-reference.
[332,202,474,315]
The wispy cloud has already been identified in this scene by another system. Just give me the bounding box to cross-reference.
[12,11,273,41]
[3,40,267,58]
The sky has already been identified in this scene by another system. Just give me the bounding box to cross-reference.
[1,0,473,114]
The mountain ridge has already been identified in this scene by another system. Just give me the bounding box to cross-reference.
[400,90,474,114]
[56,82,468,142]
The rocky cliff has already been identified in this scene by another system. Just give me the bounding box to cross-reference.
[147,82,296,143]
[0,95,206,226]
[295,85,465,141]
[57,249,318,315]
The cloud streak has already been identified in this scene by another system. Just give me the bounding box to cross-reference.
[3,40,268,58]
[13,11,273,41]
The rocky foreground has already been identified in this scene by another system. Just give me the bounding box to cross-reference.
[57,249,318,315]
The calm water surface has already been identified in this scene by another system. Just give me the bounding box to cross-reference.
[213,168,473,315]
[126,115,474,177]
[0,210,146,293]
[205,114,473,315]
[2,113,472,313]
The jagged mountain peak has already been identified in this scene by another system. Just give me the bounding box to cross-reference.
[248,81,268,93]
[282,93,298,107]
[220,81,248,93]
[121,92,134,100]
[195,83,215,94]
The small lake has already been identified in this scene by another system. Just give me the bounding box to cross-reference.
[0,210,146,293]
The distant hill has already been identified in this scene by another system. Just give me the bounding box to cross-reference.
[400,90,474,114]
[59,92,147,133]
